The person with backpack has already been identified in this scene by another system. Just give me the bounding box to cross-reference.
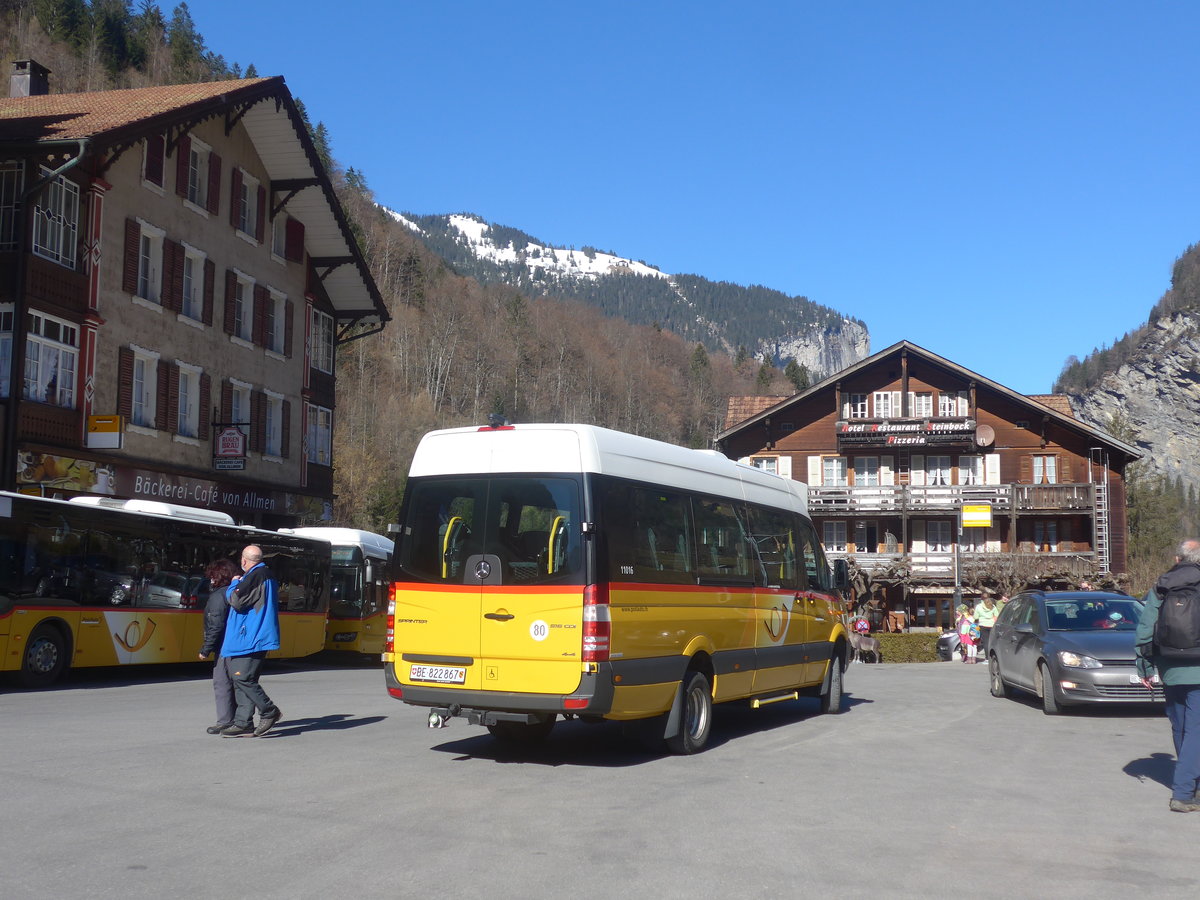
[1136,538,1200,813]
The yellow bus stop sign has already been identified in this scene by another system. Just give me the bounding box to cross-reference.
[962,504,993,528]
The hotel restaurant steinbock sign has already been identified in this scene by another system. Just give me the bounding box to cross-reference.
[836,419,979,448]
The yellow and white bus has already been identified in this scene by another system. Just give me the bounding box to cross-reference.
[282,527,393,655]
[0,492,331,686]
[384,423,849,754]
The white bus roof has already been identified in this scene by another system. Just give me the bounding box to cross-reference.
[68,495,238,525]
[280,527,394,556]
[409,424,808,515]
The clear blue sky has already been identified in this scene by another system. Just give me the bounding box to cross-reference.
[191,0,1200,394]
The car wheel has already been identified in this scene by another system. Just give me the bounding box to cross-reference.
[818,653,845,715]
[988,654,1009,698]
[487,714,556,745]
[666,671,713,754]
[20,624,68,688]
[1036,661,1061,715]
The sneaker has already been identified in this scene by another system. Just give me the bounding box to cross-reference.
[253,708,282,737]
[206,723,231,735]
[220,723,254,738]
[1169,798,1200,813]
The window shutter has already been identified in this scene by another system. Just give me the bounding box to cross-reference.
[252,284,268,346]
[155,360,170,430]
[123,218,140,294]
[117,347,134,418]
[206,151,221,215]
[250,391,265,453]
[282,400,291,459]
[1059,454,1071,483]
[165,363,180,434]
[145,134,164,186]
[162,239,183,312]
[911,520,926,554]
[255,185,266,243]
[198,373,211,441]
[220,379,232,423]
[175,135,190,197]
[223,270,236,335]
[1019,456,1032,484]
[910,455,926,486]
[807,456,822,485]
[284,299,294,357]
[202,259,215,325]
[985,453,1001,485]
[881,455,895,486]
[284,216,305,262]
[229,167,243,228]
[777,455,792,479]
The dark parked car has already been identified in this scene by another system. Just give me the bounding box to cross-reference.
[987,590,1165,714]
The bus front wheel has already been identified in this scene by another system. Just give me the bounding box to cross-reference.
[819,654,844,714]
[666,671,713,755]
[21,625,68,688]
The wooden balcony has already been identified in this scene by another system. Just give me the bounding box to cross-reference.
[809,483,1095,514]
[827,549,1097,583]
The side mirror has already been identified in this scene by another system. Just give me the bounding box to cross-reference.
[832,558,849,592]
[365,561,375,584]
[1014,622,1034,634]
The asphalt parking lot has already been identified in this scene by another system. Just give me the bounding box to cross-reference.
[0,655,1196,899]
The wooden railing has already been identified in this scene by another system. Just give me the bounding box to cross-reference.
[809,482,1095,513]
[827,549,1097,581]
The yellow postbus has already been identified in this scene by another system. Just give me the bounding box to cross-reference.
[384,423,849,754]
[0,492,331,686]
[281,527,393,655]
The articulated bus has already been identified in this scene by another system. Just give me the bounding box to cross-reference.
[384,423,849,754]
[282,527,394,655]
[0,491,331,687]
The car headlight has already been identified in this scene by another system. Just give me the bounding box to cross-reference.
[1058,651,1101,669]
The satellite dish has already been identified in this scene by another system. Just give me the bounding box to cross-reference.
[975,424,995,447]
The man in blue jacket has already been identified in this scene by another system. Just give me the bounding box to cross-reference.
[219,545,284,737]
[1137,538,1200,812]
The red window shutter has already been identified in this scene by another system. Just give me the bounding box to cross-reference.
[117,347,134,418]
[223,270,237,335]
[230,167,243,228]
[206,151,221,215]
[123,219,140,294]
[202,259,215,325]
[198,373,211,441]
[255,184,266,243]
[165,363,180,434]
[284,217,304,262]
[175,135,190,198]
[284,299,294,357]
[252,284,268,346]
[282,400,291,459]
[1019,456,1032,484]
[145,134,164,187]
[220,379,232,423]
[156,360,170,431]
[162,239,182,312]
[1059,454,1071,483]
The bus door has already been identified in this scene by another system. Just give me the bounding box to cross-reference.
[796,518,840,683]
[746,506,812,694]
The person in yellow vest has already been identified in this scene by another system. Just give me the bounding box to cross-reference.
[973,593,1000,656]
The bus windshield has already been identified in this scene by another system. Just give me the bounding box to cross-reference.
[329,565,363,618]
[398,475,583,585]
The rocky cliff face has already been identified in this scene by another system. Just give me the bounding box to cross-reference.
[1068,310,1200,488]
[765,322,872,380]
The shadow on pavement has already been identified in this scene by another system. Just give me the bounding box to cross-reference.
[257,714,388,737]
[1123,751,1175,789]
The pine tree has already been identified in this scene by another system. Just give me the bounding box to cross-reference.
[784,358,809,392]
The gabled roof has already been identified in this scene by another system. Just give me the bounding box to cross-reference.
[0,78,387,326]
[717,339,1142,461]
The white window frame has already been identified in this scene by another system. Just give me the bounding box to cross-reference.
[0,303,14,398]
[264,390,284,458]
[232,270,255,343]
[271,214,288,261]
[32,167,79,268]
[927,520,953,553]
[306,403,332,466]
[823,456,848,486]
[1034,520,1059,552]
[873,391,901,418]
[185,137,211,212]
[1032,454,1058,485]
[176,362,201,438]
[135,219,165,305]
[311,308,334,374]
[959,455,983,486]
[927,455,952,486]
[0,161,23,250]
[266,288,287,355]
[844,393,868,419]
[237,169,259,238]
[853,456,880,487]
[751,457,778,475]
[130,346,159,428]
[823,521,848,553]
[230,380,252,429]
[180,243,206,322]
[24,311,79,408]
[910,391,933,418]
[938,390,968,417]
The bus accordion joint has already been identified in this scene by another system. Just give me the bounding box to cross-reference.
[582,583,610,662]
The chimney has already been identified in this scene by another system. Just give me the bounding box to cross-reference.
[10,59,51,98]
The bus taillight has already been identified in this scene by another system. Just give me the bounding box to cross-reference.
[582,583,610,662]
[384,590,396,654]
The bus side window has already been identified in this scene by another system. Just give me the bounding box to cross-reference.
[796,518,829,590]
[747,504,804,591]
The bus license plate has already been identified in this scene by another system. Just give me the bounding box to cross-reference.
[410,664,466,684]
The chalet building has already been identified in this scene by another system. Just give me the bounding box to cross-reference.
[0,61,386,526]
[717,341,1141,629]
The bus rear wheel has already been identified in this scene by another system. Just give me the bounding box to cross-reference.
[487,715,556,745]
[666,671,712,755]
[20,625,68,688]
